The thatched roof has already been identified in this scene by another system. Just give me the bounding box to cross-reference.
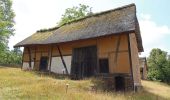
[14,3,143,52]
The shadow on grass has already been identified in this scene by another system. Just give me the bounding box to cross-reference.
[130,88,169,100]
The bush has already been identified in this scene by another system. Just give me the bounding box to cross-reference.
[0,48,22,66]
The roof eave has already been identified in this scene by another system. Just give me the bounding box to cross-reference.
[14,30,136,48]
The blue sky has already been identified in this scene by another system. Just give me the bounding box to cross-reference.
[136,0,170,26]
[135,0,170,56]
[10,0,170,57]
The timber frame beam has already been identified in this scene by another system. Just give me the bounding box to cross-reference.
[127,33,134,90]
[57,45,69,75]
[27,47,32,69]
[113,35,121,67]
[49,45,53,73]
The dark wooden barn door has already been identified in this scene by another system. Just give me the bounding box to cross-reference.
[71,46,97,79]
[39,57,48,71]
[115,76,125,91]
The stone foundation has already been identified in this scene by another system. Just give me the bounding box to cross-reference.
[95,73,134,91]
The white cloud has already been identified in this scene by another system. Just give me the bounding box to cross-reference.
[140,14,151,20]
[139,14,170,57]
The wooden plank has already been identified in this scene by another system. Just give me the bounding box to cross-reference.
[110,50,128,53]
[96,39,99,74]
[23,51,49,54]
[71,49,75,78]
[57,45,69,75]
[34,46,36,70]
[127,33,134,90]
[52,54,72,57]
[113,35,121,67]
[39,48,42,70]
[71,46,97,79]
[27,47,32,69]
[49,45,53,73]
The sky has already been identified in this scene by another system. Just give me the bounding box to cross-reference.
[9,0,170,57]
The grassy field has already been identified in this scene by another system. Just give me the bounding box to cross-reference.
[0,66,170,100]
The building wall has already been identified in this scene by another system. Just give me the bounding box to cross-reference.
[22,34,131,75]
[22,45,50,70]
[97,34,130,74]
[139,59,147,80]
[143,64,147,80]
[22,47,35,70]
[129,33,141,87]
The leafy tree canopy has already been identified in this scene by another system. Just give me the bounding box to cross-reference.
[0,0,21,66]
[58,4,92,25]
[0,47,22,66]
[0,0,15,51]
[147,48,170,83]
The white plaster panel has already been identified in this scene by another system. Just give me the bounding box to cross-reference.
[22,62,34,70]
[51,56,71,74]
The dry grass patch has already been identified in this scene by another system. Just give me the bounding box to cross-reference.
[142,80,170,99]
[0,66,170,100]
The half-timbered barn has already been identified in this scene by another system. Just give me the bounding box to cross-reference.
[14,4,143,91]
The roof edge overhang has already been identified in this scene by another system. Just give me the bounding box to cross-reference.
[14,30,135,48]
[134,5,144,52]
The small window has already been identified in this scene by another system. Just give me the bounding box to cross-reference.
[99,59,109,73]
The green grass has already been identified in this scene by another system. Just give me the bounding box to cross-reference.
[0,66,170,100]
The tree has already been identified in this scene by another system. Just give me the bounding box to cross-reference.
[147,48,170,83]
[0,0,15,51]
[10,48,22,65]
[0,0,20,66]
[58,4,92,25]
[0,48,22,66]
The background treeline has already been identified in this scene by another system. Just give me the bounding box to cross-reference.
[0,48,22,67]
[147,48,170,83]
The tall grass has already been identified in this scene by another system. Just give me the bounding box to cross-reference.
[0,66,170,100]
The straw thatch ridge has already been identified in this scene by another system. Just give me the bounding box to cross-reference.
[14,3,143,52]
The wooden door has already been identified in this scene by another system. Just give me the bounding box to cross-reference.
[39,57,48,71]
[71,46,97,79]
[115,76,125,91]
